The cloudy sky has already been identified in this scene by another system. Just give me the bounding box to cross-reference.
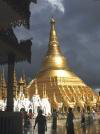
[14,0,100,88]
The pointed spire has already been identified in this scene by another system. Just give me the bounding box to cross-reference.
[35,80,38,95]
[44,85,47,98]
[1,69,6,99]
[42,83,45,98]
[13,68,17,87]
[2,69,5,83]
[19,76,24,84]
[21,72,28,98]
[43,88,45,98]
[13,69,17,98]
[49,17,58,45]
[22,71,27,84]
[42,83,47,98]
[14,68,16,81]
[48,17,62,55]
[53,92,58,104]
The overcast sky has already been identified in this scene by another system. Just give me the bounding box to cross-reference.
[13,0,100,88]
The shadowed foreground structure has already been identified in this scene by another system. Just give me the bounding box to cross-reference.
[0,0,37,134]
[0,0,37,112]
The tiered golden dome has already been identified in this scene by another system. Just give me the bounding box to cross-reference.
[28,18,97,109]
[38,18,76,78]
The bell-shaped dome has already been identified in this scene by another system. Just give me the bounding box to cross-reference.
[37,18,77,79]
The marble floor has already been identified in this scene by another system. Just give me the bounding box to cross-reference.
[24,119,100,134]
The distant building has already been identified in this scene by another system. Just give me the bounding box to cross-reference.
[0,69,27,100]
[0,69,51,115]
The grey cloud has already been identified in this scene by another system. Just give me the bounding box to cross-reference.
[13,0,100,88]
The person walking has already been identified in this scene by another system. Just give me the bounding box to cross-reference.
[24,111,30,129]
[34,109,47,134]
[81,109,85,126]
[28,109,33,128]
[52,109,58,130]
[66,107,75,134]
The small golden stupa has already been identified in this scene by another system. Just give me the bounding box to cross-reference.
[28,18,97,109]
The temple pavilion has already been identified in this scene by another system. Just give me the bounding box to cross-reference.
[0,0,37,112]
[28,18,97,110]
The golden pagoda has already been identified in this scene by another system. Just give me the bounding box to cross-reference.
[0,69,7,100]
[13,69,18,98]
[18,75,28,98]
[28,18,97,109]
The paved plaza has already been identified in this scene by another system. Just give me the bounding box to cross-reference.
[25,118,100,134]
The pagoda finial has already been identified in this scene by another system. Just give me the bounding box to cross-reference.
[49,17,59,46]
[19,76,24,84]
[51,16,55,24]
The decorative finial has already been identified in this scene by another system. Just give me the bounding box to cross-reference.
[49,16,59,46]
[50,17,55,24]
[19,76,24,84]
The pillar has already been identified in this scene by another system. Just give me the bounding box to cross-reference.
[6,54,15,112]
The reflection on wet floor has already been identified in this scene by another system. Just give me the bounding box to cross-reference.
[24,119,100,134]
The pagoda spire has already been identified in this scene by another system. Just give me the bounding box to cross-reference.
[49,17,58,45]
[22,72,28,97]
[44,88,47,98]
[19,76,24,85]
[28,18,97,109]
[1,69,6,99]
[2,69,5,83]
[48,17,62,55]
[22,71,27,83]
[13,68,17,85]
[39,17,69,74]
[42,83,47,98]
[13,68,18,98]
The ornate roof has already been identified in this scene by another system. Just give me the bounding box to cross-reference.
[0,28,32,64]
[0,0,37,29]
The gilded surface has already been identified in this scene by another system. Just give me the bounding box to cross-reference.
[28,18,97,108]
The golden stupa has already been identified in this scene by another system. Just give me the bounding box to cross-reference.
[28,18,97,109]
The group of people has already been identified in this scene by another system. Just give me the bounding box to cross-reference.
[81,108,97,126]
[20,107,75,134]
[20,107,96,134]
[34,107,75,134]
[20,108,47,134]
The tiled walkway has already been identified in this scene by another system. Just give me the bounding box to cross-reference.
[24,119,100,134]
